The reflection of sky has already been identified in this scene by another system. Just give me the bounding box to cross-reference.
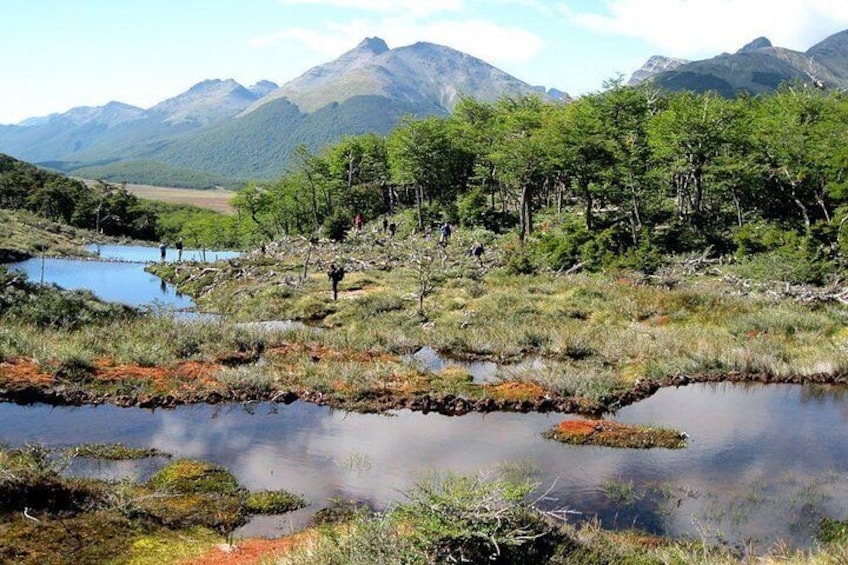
[10,258,193,308]
[2,383,848,547]
[84,244,240,264]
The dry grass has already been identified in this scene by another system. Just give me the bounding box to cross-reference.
[123,184,236,214]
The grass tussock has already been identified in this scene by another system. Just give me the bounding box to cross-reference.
[542,419,687,449]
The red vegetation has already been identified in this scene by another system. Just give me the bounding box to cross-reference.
[0,357,53,388]
[180,533,313,565]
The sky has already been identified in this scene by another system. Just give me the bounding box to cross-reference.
[3,0,848,125]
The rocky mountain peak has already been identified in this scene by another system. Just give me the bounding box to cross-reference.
[738,37,773,53]
[355,36,389,55]
[150,78,256,125]
[248,80,279,97]
[628,55,689,85]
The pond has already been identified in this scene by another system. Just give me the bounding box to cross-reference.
[2,382,847,550]
[9,244,239,309]
[10,257,194,309]
[85,243,240,264]
[406,346,547,384]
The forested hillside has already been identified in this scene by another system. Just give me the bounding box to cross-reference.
[234,81,848,283]
[0,154,242,249]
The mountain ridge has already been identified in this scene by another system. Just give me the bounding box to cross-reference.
[0,37,566,186]
[631,29,848,94]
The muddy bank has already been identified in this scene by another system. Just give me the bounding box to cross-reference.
[2,356,846,416]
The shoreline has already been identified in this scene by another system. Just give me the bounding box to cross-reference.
[2,363,844,415]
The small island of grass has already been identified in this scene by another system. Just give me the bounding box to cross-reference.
[542,419,687,449]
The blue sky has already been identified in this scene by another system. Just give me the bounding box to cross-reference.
[3,0,848,124]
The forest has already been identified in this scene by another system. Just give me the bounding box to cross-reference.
[0,154,236,249]
[234,80,848,284]
[3,80,847,284]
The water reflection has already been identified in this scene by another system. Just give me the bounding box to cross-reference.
[10,257,194,308]
[2,383,848,549]
[85,244,240,264]
[404,346,547,384]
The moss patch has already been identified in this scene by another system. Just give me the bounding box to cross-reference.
[64,443,170,460]
[245,490,307,514]
[543,419,687,449]
[146,459,244,496]
[818,517,848,544]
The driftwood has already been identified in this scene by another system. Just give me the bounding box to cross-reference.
[556,262,584,276]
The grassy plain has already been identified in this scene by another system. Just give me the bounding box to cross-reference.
[122,183,236,214]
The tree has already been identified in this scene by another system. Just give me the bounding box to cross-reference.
[488,96,550,242]
[388,117,471,230]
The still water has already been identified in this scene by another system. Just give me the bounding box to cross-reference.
[2,383,846,549]
[84,244,240,264]
[10,257,194,308]
[9,244,239,308]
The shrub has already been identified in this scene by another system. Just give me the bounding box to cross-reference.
[323,209,352,242]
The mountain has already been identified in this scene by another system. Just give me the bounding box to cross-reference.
[628,55,689,86]
[0,38,565,187]
[148,79,260,126]
[243,37,561,116]
[248,80,279,98]
[639,30,848,96]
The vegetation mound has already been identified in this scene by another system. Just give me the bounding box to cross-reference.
[542,419,687,449]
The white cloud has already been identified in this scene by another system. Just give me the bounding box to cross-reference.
[251,17,543,67]
[566,0,848,59]
[275,0,464,17]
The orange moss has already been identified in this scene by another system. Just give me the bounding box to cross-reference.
[484,382,547,401]
[180,533,314,565]
[95,361,222,389]
[544,419,686,449]
[0,358,54,388]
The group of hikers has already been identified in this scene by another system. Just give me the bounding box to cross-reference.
[158,238,184,262]
[327,214,485,300]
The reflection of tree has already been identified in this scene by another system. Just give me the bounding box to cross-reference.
[799,384,848,421]
[799,384,848,404]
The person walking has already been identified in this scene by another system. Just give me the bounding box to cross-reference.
[439,222,452,246]
[327,263,345,300]
[176,238,184,262]
[470,242,485,266]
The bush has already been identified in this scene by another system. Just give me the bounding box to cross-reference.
[456,187,489,228]
[323,209,352,242]
[505,246,538,275]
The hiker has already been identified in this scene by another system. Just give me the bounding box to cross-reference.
[439,222,452,246]
[327,263,345,300]
[470,242,484,265]
[354,213,364,234]
[382,216,389,233]
[388,222,397,238]
[176,238,184,262]
[159,242,167,261]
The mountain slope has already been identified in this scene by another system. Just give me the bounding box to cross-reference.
[644,31,848,95]
[0,38,565,186]
[628,55,689,86]
[245,37,563,115]
[148,79,261,125]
